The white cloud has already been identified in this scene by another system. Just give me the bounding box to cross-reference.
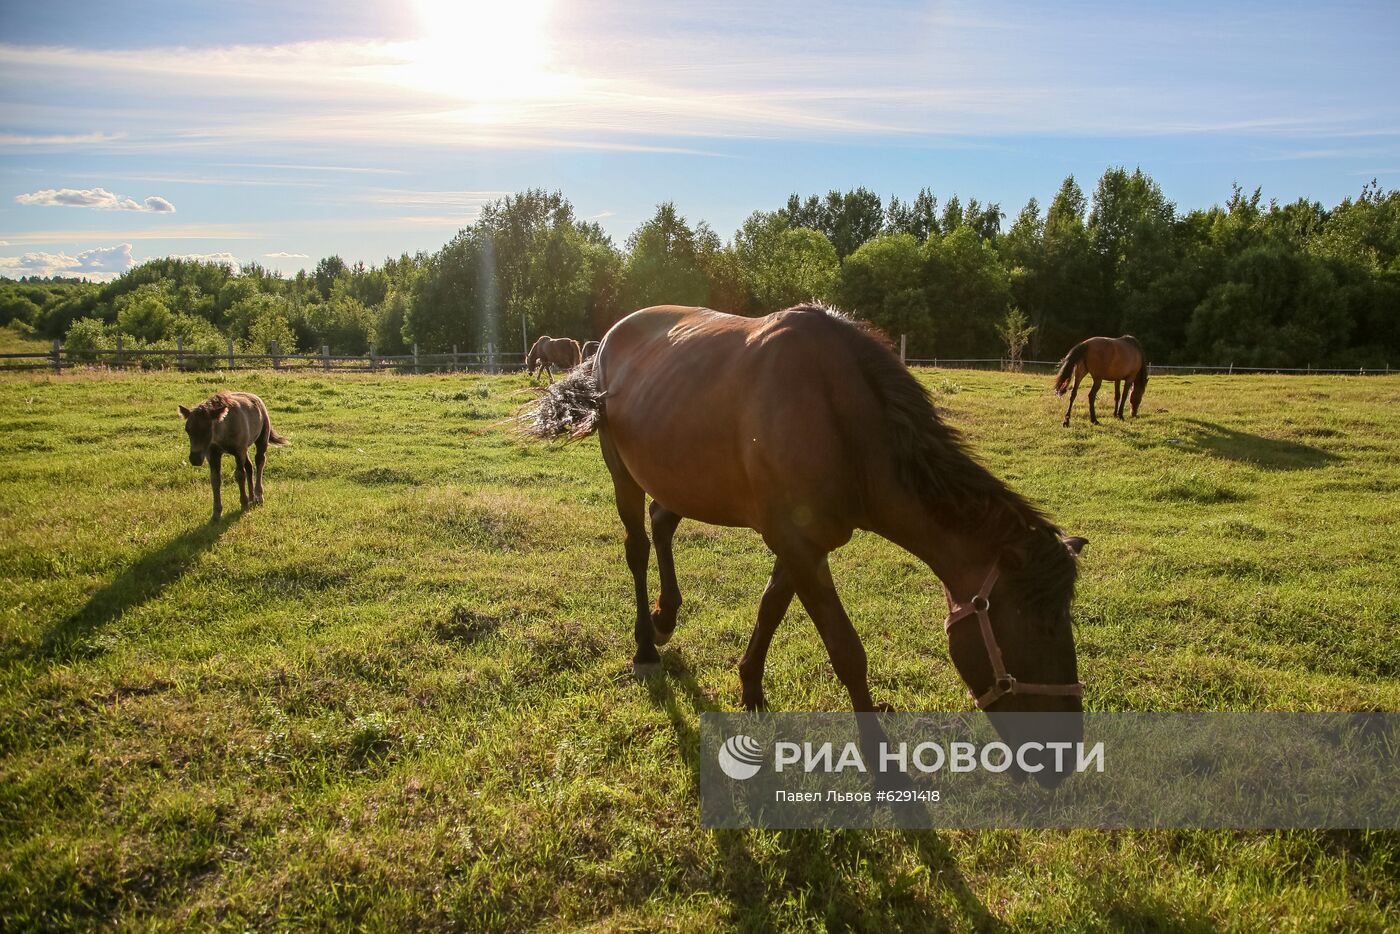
[590,210,616,219]
[264,251,309,258]
[0,243,134,281]
[15,187,176,213]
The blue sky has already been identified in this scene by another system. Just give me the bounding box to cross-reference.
[3,0,1398,280]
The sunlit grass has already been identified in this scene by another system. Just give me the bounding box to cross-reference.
[1,367,1397,929]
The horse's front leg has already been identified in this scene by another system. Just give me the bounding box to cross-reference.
[739,559,794,711]
[649,500,683,645]
[1088,378,1103,425]
[1113,380,1123,418]
[209,452,223,521]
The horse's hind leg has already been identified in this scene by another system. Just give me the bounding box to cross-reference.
[1113,380,1124,419]
[601,431,661,676]
[739,559,795,711]
[649,500,683,645]
[253,437,267,504]
[234,446,251,507]
[1062,370,1085,427]
[1088,377,1103,425]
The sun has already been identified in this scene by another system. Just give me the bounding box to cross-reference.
[397,0,564,103]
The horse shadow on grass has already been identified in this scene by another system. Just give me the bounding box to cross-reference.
[1174,418,1342,471]
[39,514,239,660]
[644,648,1002,930]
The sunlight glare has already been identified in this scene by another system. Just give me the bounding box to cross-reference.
[399,0,565,104]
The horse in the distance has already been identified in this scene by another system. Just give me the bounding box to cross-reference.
[178,391,288,521]
[526,336,583,382]
[1054,335,1149,426]
[526,304,1088,781]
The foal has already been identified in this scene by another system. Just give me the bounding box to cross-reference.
[178,391,288,520]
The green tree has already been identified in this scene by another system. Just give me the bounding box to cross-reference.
[837,233,929,351]
[621,203,711,309]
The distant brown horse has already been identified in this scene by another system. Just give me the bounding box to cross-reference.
[1053,335,1149,426]
[526,336,582,382]
[581,340,600,361]
[178,390,288,521]
[526,304,1087,770]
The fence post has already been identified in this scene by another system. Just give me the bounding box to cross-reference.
[369,346,377,372]
[1228,361,1233,374]
[177,336,184,372]
[114,333,123,368]
[227,337,235,369]
[900,334,907,366]
[413,343,420,373]
[51,339,61,374]
[322,345,331,371]
[270,340,281,370]
[452,344,459,371]
[488,342,495,374]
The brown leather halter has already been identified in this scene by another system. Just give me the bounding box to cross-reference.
[944,565,1085,710]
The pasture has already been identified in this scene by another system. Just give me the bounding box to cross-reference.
[1,367,1397,930]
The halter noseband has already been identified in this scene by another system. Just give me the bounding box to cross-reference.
[943,565,1085,710]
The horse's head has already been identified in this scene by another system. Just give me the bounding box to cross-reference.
[1130,367,1149,416]
[178,401,227,466]
[526,336,549,375]
[944,529,1086,787]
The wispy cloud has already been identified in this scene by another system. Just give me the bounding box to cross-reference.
[0,243,134,280]
[217,162,408,174]
[264,251,309,258]
[590,210,615,219]
[364,189,509,207]
[16,187,176,212]
[0,131,125,147]
[0,224,256,244]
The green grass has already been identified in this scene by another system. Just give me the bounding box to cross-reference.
[1,366,1397,930]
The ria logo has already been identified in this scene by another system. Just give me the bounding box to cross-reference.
[718,734,764,780]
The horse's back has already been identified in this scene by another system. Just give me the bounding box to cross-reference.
[597,306,882,537]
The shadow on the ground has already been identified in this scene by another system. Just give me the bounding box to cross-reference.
[39,513,239,660]
[644,649,1002,930]
[1176,418,1342,471]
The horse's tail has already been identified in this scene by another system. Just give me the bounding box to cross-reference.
[519,357,603,440]
[1053,342,1088,395]
[263,405,290,446]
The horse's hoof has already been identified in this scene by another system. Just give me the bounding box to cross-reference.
[632,660,664,681]
[652,626,674,647]
[742,693,768,712]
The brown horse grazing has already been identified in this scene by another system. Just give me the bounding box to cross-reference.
[526,336,582,382]
[178,391,288,521]
[581,340,600,361]
[526,304,1087,773]
[1053,335,1149,426]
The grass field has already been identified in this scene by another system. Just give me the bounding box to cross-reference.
[1,366,1397,930]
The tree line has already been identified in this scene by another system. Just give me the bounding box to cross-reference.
[3,168,1397,367]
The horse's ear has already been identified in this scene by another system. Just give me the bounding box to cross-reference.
[1062,536,1088,557]
[178,404,191,419]
[213,406,229,423]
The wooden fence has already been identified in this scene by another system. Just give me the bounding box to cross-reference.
[0,340,1390,377]
[0,338,527,374]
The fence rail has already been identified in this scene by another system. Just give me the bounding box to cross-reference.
[0,343,1392,377]
[0,339,529,374]
[905,358,1394,376]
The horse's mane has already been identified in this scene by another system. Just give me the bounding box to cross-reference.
[196,391,239,413]
[793,304,1078,609]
